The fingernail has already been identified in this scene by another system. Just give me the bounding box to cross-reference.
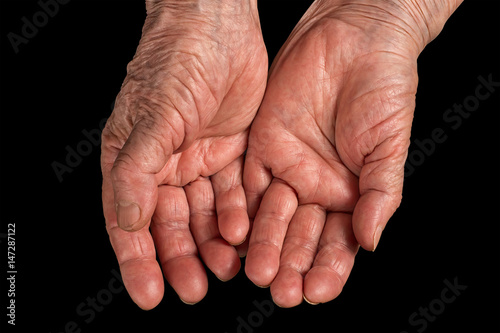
[255,283,270,289]
[179,297,199,305]
[270,295,285,308]
[116,201,141,231]
[216,275,229,283]
[231,236,246,247]
[303,295,319,305]
[372,225,384,251]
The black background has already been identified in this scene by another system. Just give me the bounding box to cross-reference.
[1,1,499,333]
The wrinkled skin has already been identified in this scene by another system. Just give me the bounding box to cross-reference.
[101,1,267,309]
[242,1,449,307]
[101,0,462,311]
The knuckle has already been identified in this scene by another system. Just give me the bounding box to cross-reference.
[101,115,130,150]
[111,151,139,180]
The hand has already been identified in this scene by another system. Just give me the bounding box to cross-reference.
[243,0,461,307]
[101,0,267,309]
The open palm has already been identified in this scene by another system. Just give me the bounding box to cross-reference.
[101,2,267,309]
[243,7,419,307]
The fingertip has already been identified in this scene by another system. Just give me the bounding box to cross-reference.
[303,266,343,305]
[116,201,145,231]
[236,237,249,258]
[199,238,241,282]
[135,281,165,311]
[121,259,164,310]
[352,191,399,251]
[302,294,319,305]
[270,267,304,308]
[245,245,279,288]
[179,297,200,305]
[163,256,208,305]
[372,224,384,252]
[218,209,249,246]
[112,178,157,233]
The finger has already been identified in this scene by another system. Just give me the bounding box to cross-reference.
[303,212,359,304]
[245,179,298,287]
[150,185,208,304]
[235,224,251,257]
[105,199,164,310]
[244,137,273,220]
[103,149,164,310]
[270,204,326,308]
[352,145,406,251]
[211,156,249,245]
[106,107,184,232]
[242,144,273,257]
[185,177,241,282]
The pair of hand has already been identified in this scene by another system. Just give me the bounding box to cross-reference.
[101,0,462,309]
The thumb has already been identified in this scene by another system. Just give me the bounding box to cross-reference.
[109,114,184,232]
[352,139,408,251]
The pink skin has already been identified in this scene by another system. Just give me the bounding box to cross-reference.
[101,0,462,311]
[101,0,267,309]
[242,0,463,307]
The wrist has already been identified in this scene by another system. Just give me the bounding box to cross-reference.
[145,0,259,19]
[390,0,463,50]
[312,0,463,55]
[143,0,261,40]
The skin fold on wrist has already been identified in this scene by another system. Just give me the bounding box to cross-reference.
[145,0,259,20]
[141,0,261,45]
[308,0,463,56]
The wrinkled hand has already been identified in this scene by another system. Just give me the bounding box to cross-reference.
[243,0,451,307]
[101,0,267,309]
